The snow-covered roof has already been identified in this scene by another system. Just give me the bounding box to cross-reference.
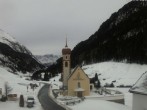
[129,71,147,95]
[74,88,85,92]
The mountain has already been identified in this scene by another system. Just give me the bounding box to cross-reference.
[35,54,60,66]
[48,1,147,74]
[0,29,44,73]
[71,1,147,67]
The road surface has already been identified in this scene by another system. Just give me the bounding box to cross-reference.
[38,85,66,110]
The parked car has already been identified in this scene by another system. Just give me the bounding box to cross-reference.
[26,96,35,108]
[27,100,34,108]
[27,96,35,104]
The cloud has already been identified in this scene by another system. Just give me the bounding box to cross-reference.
[0,0,131,55]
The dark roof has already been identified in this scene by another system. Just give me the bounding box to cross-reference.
[129,71,147,95]
[62,47,71,54]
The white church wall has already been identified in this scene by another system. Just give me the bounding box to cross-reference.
[132,93,147,110]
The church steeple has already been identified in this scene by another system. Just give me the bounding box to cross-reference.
[62,37,71,89]
[65,37,68,47]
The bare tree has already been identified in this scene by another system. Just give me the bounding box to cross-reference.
[4,82,13,100]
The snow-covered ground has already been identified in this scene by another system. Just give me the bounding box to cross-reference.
[69,99,130,110]
[50,62,147,110]
[50,74,132,110]
[83,62,147,86]
[0,62,147,110]
[0,66,43,110]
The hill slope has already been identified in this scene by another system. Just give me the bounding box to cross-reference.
[71,1,147,67]
[50,61,147,87]
[0,29,44,73]
[83,62,147,86]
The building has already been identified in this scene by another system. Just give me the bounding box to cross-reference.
[62,39,71,90]
[129,71,147,110]
[62,40,90,97]
[68,66,90,97]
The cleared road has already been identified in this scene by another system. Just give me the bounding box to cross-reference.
[38,85,66,110]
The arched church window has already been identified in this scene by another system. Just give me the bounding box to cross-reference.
[78,82,81,88]
[65,62,68,67]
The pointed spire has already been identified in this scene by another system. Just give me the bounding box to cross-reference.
[65,36,68,47]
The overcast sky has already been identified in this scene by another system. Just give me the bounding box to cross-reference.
[0,0,131,55]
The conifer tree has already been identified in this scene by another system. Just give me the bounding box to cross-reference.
[43,72,49,81]
[19,95,24,107]
[94,73,101,89]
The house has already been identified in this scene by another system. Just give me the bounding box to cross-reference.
[62,39,90,97]
[7,94,17,101]
[68,66,90,97]
[129,71,147,110]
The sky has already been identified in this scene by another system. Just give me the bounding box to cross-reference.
[0,0,131,55]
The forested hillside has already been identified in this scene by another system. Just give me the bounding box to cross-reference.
[71,1,147,67]
[48,1,147,74]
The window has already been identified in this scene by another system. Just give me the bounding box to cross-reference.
[65,62,68,67]
[78,82,81,88]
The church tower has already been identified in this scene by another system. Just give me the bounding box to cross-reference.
[62,38,71,89]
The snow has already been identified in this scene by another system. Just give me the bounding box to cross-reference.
[0,29,16,45]
[130,71,147,94]
[0,29,32,55]
[69,99,130,110]
[0,66,43,110]
[83,62,147,86]
[123,29,140,39]
[0,61,147,110]
[50,62,147,110]
[35,54,60,64]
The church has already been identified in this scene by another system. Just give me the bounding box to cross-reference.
[62,40,90,97]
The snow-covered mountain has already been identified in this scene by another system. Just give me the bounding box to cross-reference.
[0,29,44,73]
[0,29,32,55]
[35,54,60,66]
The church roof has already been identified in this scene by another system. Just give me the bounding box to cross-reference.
[62,47,71,54]
[129,71,147,95]
[68,65,89,80]
[62,37,71,54]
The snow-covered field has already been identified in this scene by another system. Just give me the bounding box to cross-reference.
[0,66,43,110]
[50,74,132,110]
[69,99,130,110]
[0,62,147,110]
[83,62,147,86]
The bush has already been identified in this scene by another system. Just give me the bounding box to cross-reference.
[1,95,7,102]
[19,95,24,107]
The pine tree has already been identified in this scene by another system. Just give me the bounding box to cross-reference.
[19,95,24,107]
[110,82,114,87]
[94,73,98,81]
[94,73,98,87]
[43,72,49,81]
[94,73,101,89]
